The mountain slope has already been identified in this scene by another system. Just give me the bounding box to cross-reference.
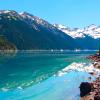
[0,10,100,50]
[0,36,16,50]
[54,24,100,39]
[54,24,100,50]
[0,10,77,50]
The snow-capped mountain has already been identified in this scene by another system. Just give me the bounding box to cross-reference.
[0,10,76,50]
[0,10,100,50]
[54,24,100,39]
[84,24,100,39]
[19,12,66,35]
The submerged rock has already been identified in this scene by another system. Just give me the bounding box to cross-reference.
[80,82,92,97]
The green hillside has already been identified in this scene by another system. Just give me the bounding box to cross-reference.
[0,36,16,51]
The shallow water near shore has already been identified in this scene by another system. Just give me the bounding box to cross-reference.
[0,51,96,100]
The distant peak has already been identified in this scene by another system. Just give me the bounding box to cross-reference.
[53,24,66,28]
[0,10,17,14]
[89,24,97,27]
[86,24,98,29]
[54,23,100,39]
[19,12,32,16]
[19,11,40,20]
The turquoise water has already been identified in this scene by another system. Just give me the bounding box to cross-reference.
[0,51,95,100]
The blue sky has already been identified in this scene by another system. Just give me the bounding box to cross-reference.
[0,0,100,28]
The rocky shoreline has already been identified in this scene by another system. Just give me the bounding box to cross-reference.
[80,54,100,100]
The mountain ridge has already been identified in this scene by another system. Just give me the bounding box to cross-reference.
[54,24,100,39]
[0,10,100,50]
[0,10,77,50]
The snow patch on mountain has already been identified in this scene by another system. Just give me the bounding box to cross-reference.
[0,10,11,14]
[1,10,100,39]
[84,24,100,39]
[53,24,85,38]
[54,24,100,39]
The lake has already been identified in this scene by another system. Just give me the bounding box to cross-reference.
[0,51,95,100]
